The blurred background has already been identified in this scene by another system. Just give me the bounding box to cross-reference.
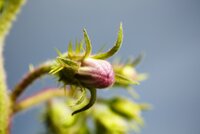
[4,0,200,134]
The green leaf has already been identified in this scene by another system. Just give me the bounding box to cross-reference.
[92,23,123,59]
[83,28,92,58]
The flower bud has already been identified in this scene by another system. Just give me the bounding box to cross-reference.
[94,104,128,133]
[45,101,76,127]
[122,66,138,81]
[109,97,144,125]
[44,100,89,134]
[75,58,114,89]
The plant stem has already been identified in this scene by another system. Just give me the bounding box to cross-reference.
[0,0,26,37]
[0,39,10,134]
[13,88,67,114]
[11,62,52,102]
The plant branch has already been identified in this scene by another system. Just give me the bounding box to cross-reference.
[0,1,27,133]
[0,40,10,134]
[13,88,67,114]
[11,62,52,102]
[0,0,26,39]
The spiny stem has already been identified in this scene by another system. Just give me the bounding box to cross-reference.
[13,88,66,114]
[11,62,52,102]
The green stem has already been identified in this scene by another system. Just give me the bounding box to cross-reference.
[0,1,28,132]
[0,0,26,37]
[13,88,66,114]
[0,39,10,134]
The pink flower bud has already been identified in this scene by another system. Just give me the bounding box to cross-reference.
[75,58,114,89]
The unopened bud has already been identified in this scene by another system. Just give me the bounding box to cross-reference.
[75,58,114,89]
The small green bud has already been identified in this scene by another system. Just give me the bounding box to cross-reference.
[46,100,77,127]
[109,97,144,125]
[94,104,128,133]
[44,100,89,134]
[122,66,138,81]
[113,62,146,87]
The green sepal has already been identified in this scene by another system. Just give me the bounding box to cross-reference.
[55,48,63,57]
[74,88,86,105]
[50,53,79,75]
[83,28,92,59]
[72,88,96,115]
[57,57,79,68]
[96,44,106,53]
[115,73,139,86]
[127,87,140,99]
[75,40,83,54]
[69,87,87,106]
[130,53,144,67]
[67,41,73,58]
[139,103,152,111]
[49,66,64,74]
[92,23,123,59]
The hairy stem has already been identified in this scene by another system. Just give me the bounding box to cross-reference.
[11,62,52,102]
[0,39,10,134]
[0,1,27,132]
[13,88,67,114]
[0,0,26,38]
